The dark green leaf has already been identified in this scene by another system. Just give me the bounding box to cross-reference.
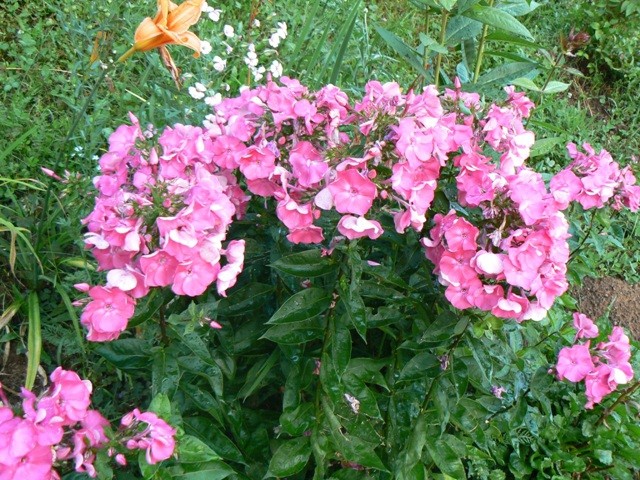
[267,288,331,324]
[178,435,221,463]
[476,62,538,86]
[271,249,339,277]
[398,352,441,383]
[465,5,533,39]
[217,283,274,316]
[445,15,483,45]
[425,437,467,478]
[95,339,150,372]
[375,25,430,77]
[262,317,326,344]
[236,349,279,400]
[267,437,311,477]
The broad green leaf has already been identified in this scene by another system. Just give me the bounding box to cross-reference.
[332,317,352,377]
[456,0,481,14]
[542,81,570,94]
[236,349,279,399]
[530,137,563,158]
[509,77,540,91]
[465,5,533,40]
[267,288,331,324]
[183,416,245,465]
[171,461,235,479]
[437,0,457,11]
[499,0,541,16]
[267,437,311,477]
[419,32,448,55]
[95,338,151,372]
[445,15,483,45]
[375,25,430,77]
[271,249,339,277]
[177,355,223,397]
[178,435,221,463]
[262,317,325,344]
[398,352,441,383]
[476,62,537,86]
[148,393,172,420]
[280,403,315,436]
[340,290,367,341]
[217,283,274,316]
[486,31,541,49]
[425,437,467,478]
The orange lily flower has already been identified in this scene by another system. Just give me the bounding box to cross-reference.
[118,0,204,63]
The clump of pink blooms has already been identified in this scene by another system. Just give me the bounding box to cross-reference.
[556,313,634,408]
[0,368,176,479]
[80,76,640,340]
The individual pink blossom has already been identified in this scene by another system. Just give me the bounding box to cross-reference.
[121,409,176,465]
[573,312,599,340]
[556,344,594,382]
[327,169,377,216]
[80,286,136,342]
[337,216,383,240]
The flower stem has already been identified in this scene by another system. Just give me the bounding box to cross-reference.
[473,0,494,84]
[434,10,450,89]
[595,379,640,426]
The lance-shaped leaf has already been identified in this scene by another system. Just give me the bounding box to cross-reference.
[465,5,534,40]
[266,288,332,324]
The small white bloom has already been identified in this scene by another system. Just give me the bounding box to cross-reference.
[276,22,288,39]
[246,51,257,60]
[223,25,235,38]
[252,19,260,27]
[195,82,207,92]
[208,9,222,21]
[344,393,360,414]
[223,42,233,54]
[268,33,280,48]
[213,56,226,72]
[239,85,249,93]
[201,1,212,12]
[269,60,283,78]
[221,83,230,92]
[200,40,212,55]
[205,93,222,106]
[253,71,263,82]
[188,86,205,99]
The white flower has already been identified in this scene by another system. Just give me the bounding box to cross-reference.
[223,25,235,38]
[205,93,222,106]
[195,82,207,92]
[213,56,226,72]
[252,19,260,27]
[208,9,222,21]
[268,33,280,48]
[276,22,288,39]
[221,83,230,92]
[200,40,212,55]
[201,1,212,12]
[269,60,283,78]
[188,86,205,99]
[224,42,233,54]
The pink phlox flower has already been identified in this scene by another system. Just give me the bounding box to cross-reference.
[288,141,327,187]
[573,312,599,340]
[172,257,220,297]
[121,409,176,465]
[443,217,479,252]
[287,225,325,244]
[556,343,595,382]
[80,286,136,342]
[327,169,377,216]
[337,215,383,240]
[217,240,245,296]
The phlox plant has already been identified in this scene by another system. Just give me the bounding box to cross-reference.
[72,77,640,478]
[0,367,175,479]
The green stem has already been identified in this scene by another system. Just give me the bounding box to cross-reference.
[423,8,432,71]
[569,208,597,260]
[434,10,450,89]
[473,0,494,84]
[595,379,640,426]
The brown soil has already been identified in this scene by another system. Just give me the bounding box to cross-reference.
[573,276,640,340]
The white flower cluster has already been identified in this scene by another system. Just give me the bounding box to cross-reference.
[185,5,289,106]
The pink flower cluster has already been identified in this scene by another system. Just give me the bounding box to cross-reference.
[0,368,176,480]
[556,313,634,408]
[81,114,248,341]
[120,409,176,465]
[83,77,640,340]
[551,143,640,211]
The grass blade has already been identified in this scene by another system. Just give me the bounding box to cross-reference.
[329,0,362,85]
[26,292,42,390]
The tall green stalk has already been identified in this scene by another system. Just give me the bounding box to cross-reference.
[473,0,495,83]
[434,10,450,88]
